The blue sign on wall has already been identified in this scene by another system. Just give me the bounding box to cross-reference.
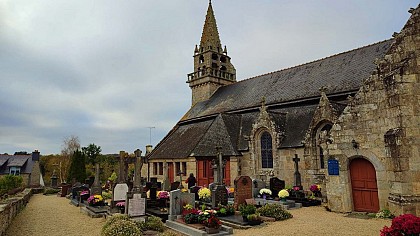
[328,159,339,175]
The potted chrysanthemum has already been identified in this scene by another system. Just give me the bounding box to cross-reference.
[87,194,104,206]
[198,187,211,202]
[259,188,272,199]
[278,189,289,202]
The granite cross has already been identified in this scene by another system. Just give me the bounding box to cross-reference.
[293,154,302,187]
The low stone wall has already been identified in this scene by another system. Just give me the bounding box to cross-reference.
[0,188,33,236]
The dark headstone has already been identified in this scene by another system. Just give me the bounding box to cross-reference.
[269,177,285,197]
[233,176,252,210]
[212,185,228,207]
[170,181,180,191]
[190,186,201,200]
[252,179,266,198]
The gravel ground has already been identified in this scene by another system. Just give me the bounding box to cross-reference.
[5,194,106,236]
[5,194,391,236]
[234,206,391,236]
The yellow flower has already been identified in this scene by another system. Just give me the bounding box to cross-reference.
[278,189,289,198]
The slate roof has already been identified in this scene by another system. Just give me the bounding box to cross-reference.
[0,155,34,174]
[149,39,394,160]
[183,39,393,120]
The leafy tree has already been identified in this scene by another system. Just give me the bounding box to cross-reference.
[60,135,81,183]
[82,143,102,165]
[67,150,87,183]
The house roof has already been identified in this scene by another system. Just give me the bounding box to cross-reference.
[183,39,393,121]
[0,155,34,174]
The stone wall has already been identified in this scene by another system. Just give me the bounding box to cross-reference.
[0,188,33,236]
[327,5,420,215]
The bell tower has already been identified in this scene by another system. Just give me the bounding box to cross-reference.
[187,1,236,106]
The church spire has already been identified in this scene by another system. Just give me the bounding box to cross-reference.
[200,0,222,52]
[187,1,236,106]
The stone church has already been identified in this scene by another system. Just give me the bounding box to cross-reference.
[146,2,420,215]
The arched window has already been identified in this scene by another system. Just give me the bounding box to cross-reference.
[261,132,273,168]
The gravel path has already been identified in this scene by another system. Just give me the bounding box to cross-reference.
[5,194,391,236]
[234,206,391,236]
[5,194,105,236]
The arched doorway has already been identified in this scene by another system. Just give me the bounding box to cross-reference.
[350,158,379,212]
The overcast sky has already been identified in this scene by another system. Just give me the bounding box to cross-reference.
[0,0,417,155]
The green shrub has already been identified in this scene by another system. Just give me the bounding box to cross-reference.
[0,175,24,196]
[143,216,165,232]
[102,214,131,234]
[376,209,394,219]
[102,219,141,236]
[256,203,293,221]
[43,188,60,195]
[102,191,112,200]
[239,204,256,216]
[136,216,165,232]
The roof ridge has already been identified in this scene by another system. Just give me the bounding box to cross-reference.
[235,39,393,84]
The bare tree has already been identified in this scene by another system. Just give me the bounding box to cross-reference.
[60,135,81,183]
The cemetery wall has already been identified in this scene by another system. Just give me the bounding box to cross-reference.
[0,188,33,236]
[327,8,420,215]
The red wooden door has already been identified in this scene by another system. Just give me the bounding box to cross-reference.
[350,158,379,212]
[196,159,231,187]
[168,162,174,183]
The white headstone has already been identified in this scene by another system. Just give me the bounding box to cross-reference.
[128,193,146,217]
[113,183,129,201]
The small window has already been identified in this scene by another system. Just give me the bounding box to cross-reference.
[158,163,163,175]
[212,63,218,68]
[212,53,218,60]
[153,163,158,175]
[261,132,273,168]
[175,162,181,175]
[199,55,204,63]
[10,166,21,176]
[220,56,226,63]
[182,162,187,176]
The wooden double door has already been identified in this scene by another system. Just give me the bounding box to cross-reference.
[350,158,379,212]
[196,158,230,187]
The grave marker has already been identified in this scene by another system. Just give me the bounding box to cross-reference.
[269,177,285,198]
[113,183,129,201]
[252,179,266,198]
[233,176,252,210]
[168,189,195,220]
[127,193,146,217]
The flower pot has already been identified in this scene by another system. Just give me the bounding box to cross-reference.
[205,227,220,234]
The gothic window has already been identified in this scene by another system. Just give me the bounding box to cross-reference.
[315,123,332,169]
[212,53,218,60]
[220,65,227,71]
[261,131,273,168]
[199,55,204,63]
[220,56,226,63]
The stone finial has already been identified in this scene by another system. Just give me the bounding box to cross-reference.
[194,44,199,54]
[408,8,415,14]
[223,45,227,54]
[319,86,328,94]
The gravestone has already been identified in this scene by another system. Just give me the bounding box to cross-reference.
[212,185,228,207]
[209,182,215,191]
[168,189,195,220]
[252,179,266,198]
[190,186,201,200]
[113,183,129,201]
[170,181,180,191]
[269,177,285,198]
[293,154,302,188]
[127,193,146,217]
[150,178,158,200]
[91,163,102,195]
[233,176,252,210]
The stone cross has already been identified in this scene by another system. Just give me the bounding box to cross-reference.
[213,146,226,185]
[91,163,102,195]
[162,162,170,191]
[177,171,185,189]
[132,149,143,193]
[293,154,302,187]
[118,151,126,183]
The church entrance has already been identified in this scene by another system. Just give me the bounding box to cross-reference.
[196,159,230,187]
[349,158,379,212]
